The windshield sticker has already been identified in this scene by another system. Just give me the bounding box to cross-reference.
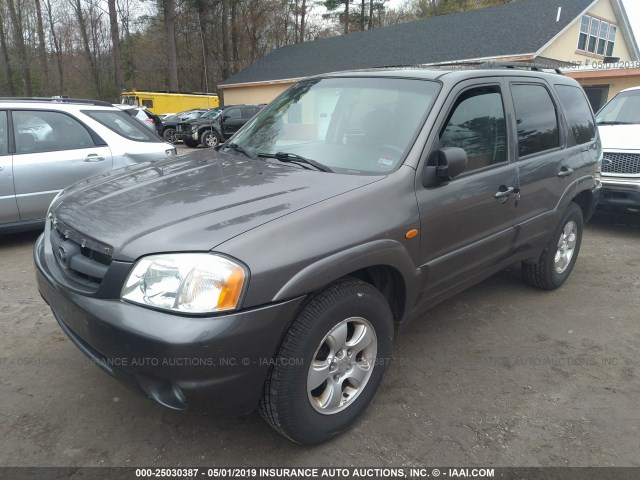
[378,156,394,169]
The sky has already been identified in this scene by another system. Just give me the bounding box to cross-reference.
[383,0,640,48]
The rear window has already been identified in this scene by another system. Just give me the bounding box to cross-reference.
[555,85,596,145]
[511,84,560,158]
[83,110,162,142]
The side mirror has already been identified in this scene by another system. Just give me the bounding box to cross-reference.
[422,147,468,188]
[222,115,230,121]
[436,147,467,180]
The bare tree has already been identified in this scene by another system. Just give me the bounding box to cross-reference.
[162,0,179,90]
[44,0,64,94]
[0,8,16,96]
[34,0,50,95]
[71,0,101,96]
[108,0,124,96]
[6,0,33,95]
[220,0,231,78]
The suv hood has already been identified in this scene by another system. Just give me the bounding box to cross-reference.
[52,150,382,262]
[598,124,640,151]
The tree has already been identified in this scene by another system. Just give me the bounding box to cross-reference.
[34,0,50,95]
[6,0,33,95]
[71,0,101,97]
[0,7,15,95]
[162,0,179,90]
[44,0,64,94]
[324,0,350,34]
[108,0,124,96]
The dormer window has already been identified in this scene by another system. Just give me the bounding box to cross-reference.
[578,14,617,56]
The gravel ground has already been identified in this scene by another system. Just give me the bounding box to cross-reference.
[0,211,639,467]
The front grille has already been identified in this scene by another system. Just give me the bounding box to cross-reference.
[601,152,640,175]
[50,218,112,289]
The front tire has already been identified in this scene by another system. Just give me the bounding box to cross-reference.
[201,130,221,148]
[259,278,394,444]
[522,202,583,290]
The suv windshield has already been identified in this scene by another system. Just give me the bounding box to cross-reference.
[596,89,640,125]
[83,110,162,142]
[231,77,441,175]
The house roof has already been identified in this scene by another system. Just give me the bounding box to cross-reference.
[221,0,637,87]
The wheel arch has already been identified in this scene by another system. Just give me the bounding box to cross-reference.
[572,188,596,222]
[272,239,421,328]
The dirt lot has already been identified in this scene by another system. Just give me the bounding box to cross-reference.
[0,211,639,468]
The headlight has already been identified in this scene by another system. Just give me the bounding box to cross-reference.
[121,254,247,314]
[165,148,177,156]
[191,125,198,132]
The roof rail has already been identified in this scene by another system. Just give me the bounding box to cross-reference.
[0,97,113,107]
[477,61,564,75]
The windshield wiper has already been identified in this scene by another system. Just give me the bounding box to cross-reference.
[596,121,633,125]
[257,152,333,173]
[222,142,255,159]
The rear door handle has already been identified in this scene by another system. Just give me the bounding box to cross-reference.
[494,186,515,199]
[84,154,105,162]
[558,167,574,178]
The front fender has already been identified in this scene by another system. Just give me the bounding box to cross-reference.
[273,239,421,321]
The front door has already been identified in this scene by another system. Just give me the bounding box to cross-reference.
[0,110,19,225]
[11,110,113,221]
[415,80,518,305]
[221,107,243,138]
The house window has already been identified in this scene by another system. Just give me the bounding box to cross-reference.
[577,14,616,56]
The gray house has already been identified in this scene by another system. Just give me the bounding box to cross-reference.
[220,0,639,106]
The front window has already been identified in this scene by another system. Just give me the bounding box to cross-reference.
[230,77,441,175]
[596,89,640,125]
[439,86,507,173]
[13,110,96,154]
[577,14,616,56]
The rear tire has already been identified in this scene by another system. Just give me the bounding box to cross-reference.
[522,202,583,290]
[259,278,394,445]
[201,130,221,148]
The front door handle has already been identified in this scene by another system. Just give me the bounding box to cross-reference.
[558,167,574,178]
[84,154,105,162]
[494,186,515,200]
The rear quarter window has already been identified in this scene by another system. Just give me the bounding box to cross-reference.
[554,85,596,145]
[83,110,162,142]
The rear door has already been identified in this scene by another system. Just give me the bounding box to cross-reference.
[506,81,577,251]
[0,110,20,225]
[415,79,518,303]
[11,109,113,221]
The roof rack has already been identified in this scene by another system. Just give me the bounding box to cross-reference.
[477,61,564,75]
[0,97,113,107]
[427,61,564,75]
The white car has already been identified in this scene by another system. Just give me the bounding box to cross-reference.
[595,86,640,213]
[113,104,161,132]
[0,97,176,233]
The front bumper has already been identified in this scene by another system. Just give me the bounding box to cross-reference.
[599,177,640,212]
[34,233,304,414]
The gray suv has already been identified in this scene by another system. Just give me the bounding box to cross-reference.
[35,66,601,445]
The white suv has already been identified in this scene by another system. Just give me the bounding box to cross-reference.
[0,98,177,233]
[595,86,640,213]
